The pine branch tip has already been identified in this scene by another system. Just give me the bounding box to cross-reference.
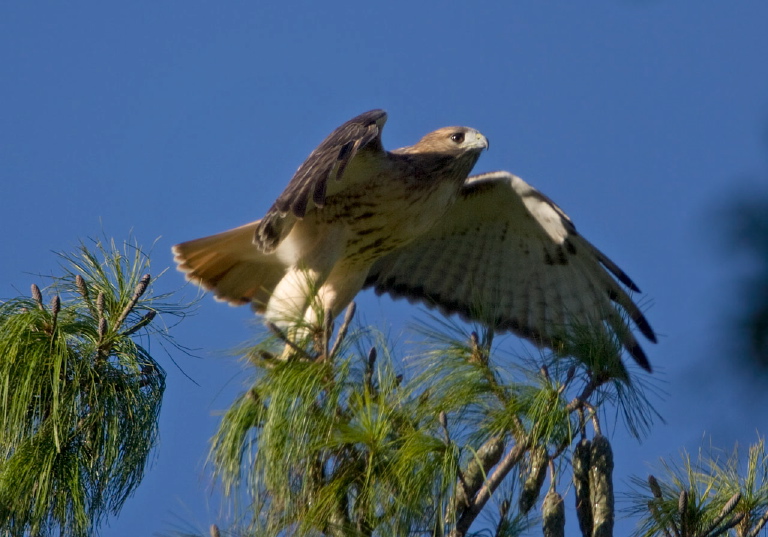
[31,283,43,309]
[76,273,89,300]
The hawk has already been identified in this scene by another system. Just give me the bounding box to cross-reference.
[173,110,656,370]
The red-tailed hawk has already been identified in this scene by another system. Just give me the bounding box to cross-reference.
[173,110,656,370]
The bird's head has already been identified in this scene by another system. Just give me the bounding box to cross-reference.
[414,126,489,156]
[391,125,489,180]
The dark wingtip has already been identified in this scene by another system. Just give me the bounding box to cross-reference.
[635,315,657,343]
[618,271,641,293]
[628,341,653,372]
[594,247,642,293]
[365,109,387,120]
[349,109,387,126]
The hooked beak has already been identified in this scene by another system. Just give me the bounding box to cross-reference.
[472,131,489,151]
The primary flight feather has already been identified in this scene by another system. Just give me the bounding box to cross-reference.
[173,109,656,370]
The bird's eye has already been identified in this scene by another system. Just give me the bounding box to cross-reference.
[450,132,465,144]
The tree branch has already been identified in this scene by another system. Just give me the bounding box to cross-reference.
[449,440,531,537]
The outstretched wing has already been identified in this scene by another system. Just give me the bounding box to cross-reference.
[364,170,656,371]
[255,109,387,253]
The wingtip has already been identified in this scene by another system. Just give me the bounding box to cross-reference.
[353,109,387,125]
[637,316,657,344]
[628,341,653,373]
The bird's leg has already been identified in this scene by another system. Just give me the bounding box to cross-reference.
[265,265,329,360]
[265,222,355,359]
[300,267,370,358]
[272,266,369,360]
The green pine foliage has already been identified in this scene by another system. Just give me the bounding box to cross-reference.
[628,437,768,537]
[209,307,661,536]
[7,238,767,537]
[0,237,190,537]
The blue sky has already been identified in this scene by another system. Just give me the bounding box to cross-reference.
[2,1,768,535]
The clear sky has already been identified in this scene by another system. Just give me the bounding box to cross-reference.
[2,1,768,535]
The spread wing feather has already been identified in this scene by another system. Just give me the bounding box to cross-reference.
[255,109,387,253]
[364,170,655,371]
[173,221,287,311]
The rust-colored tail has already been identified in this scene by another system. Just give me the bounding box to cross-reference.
[173,221,287,311]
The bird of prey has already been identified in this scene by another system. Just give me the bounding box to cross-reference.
[173,109,656,370]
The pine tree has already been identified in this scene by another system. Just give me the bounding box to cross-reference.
[4,239,768,537]
[0,237,191,537]
[209,302,663,536]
